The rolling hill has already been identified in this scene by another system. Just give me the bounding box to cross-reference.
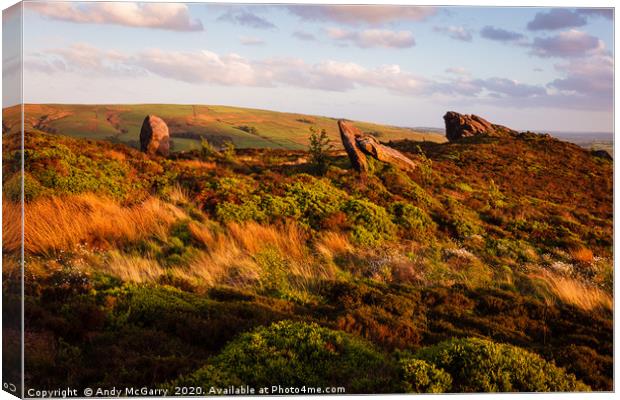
[2,104,446,151]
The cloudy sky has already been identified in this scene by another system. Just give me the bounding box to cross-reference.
[5,2,615,132]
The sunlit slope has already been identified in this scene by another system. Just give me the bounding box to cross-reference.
[3,104,446,151]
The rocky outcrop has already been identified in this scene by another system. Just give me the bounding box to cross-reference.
[140,115,170,157]
[338,120,417,174]
[444,111,516,142]
[591,149,613,161]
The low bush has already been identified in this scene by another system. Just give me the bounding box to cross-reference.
[341,199,396,245]
[390,202,434,238]
[284,177,347,229]
[414,337,589,392]
[215,197,267,223]
[399,358,452,393]
[172,320,398,393]
[441,198,483,239]
[24,145,136,201]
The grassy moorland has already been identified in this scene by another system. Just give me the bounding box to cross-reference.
[1,113,613,393]
[2,104,445,151]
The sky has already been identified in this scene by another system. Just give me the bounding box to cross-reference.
[2,2,615,132]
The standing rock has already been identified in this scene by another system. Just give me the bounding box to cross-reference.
[338,120,417,174]
[444,111,516,142]
[140,115,170,157]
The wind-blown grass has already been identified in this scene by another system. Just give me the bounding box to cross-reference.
[3,193,184,255]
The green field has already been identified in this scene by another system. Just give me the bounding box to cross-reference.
[3,104,446,151]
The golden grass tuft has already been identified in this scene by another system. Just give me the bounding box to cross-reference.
[315,231,353,261]
[167,184,191,206]
[3,194,185,255]
[104,251,164,283]
[177,221,335,290]
[536,271,612,312]
[570,247,594,264]
[177,159,217,170]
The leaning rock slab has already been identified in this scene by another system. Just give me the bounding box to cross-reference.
[338,120,417,174]
[140,115,170,157]
[355,135,417,172]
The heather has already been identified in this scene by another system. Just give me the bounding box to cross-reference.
[2,123,612,392]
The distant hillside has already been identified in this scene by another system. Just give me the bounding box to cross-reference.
[550,132,614,158]
[2,104,446,151]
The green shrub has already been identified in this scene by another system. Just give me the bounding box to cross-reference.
[456,182,474,192]
[341,199,396,245]
[4,172,46,202]
[212,176,256,199]
[414,337,589,392]
[200,137,217,159]
[390,202,434,237]
[380,167,438,209]
[416,146,434,185]
[284,177,347,228]
[259,195,300,220]
[487,179,506,208]
[25,145,134,200]
[400,358,452,393]
[236,125,258,135]
[215,197,267,223]
[443,199,483,239]
[255,247,290,296]
[222,141,236,162]
[171,320,397,393]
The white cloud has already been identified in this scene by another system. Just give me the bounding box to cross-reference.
[26,43,143,77]
[549,55,613,99]
[25,43,611,111]
[530,30,606,58]
[326,28,415,48]
[27,2,203,31]
[286,5,436,25]
[480,26,525,43]
[217,9,275,30]
[136,49,262,86]
[433,26,473,42]
[527,9,587,31]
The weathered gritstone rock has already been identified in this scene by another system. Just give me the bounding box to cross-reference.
[339,120,370,173]
[443,111,516,142]
[338,120,417,174]
[591,149,613,161]
[140,115,170,157]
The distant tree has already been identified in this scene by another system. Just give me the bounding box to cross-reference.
[222,141,236,162]
[309,126,333,175]
[200,137,216,159]
[416,145,433,185]
[236,125,259,135]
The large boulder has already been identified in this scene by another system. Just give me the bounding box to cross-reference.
[443,111,516,142]
[338,120,417,174]
[140,115,170,157]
